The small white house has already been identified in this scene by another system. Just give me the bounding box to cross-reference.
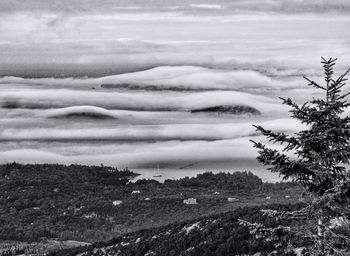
[285,195,291,199]
[132,190,141,194]
[112,200,123,206]
[183,198,197,204]
[266,196,271,200]
[227,197,239,202]
[144,198,151,201]
[213,191,220,195]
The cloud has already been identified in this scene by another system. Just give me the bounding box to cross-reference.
[99,66,297,91]
[0,118,304,142]
[0,136,277,170]
[43,106,116,119]
[0,1,349,77]
[1,0,350,14]
[0,88,288,115]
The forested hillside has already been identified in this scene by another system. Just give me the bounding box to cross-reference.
[0,163,303,253]
[51,203,307,256]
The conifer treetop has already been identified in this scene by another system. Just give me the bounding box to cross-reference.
[252,58,350,195]
[241,58,350,255]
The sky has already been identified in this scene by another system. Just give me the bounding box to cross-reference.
[0,0,350,77]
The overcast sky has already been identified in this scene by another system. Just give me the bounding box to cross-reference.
[2,0,350,13]
[0,0,350,77]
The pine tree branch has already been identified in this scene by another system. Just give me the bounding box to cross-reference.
[303,76,327,90]
[251,140,316,183]
[325,228,350,248]
[321,57,337,89]
[252,125,300,150]
[328,67,350,101]
[279,97,301,110]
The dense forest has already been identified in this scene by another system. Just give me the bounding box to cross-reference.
[0,163,136,242]
[0,163,303,253]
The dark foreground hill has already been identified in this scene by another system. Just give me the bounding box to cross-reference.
[51,203,306,256]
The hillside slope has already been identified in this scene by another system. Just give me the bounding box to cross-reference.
[51,203,305,256]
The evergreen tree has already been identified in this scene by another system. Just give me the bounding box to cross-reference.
[240,58,350,255]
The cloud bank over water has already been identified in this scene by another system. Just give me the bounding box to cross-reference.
[99,66,296,91]
[0,118,304,142]
[0,65,300,92]
[0,88,288,115]
[0,0,350,180]
[0,137,278,172]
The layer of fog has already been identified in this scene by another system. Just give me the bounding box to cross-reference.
[0,135,282,171]
[0,89,288,115]
[1,66,297,90]
[0,118,304,141]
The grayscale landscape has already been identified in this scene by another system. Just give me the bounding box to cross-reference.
[1,1,350,255]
